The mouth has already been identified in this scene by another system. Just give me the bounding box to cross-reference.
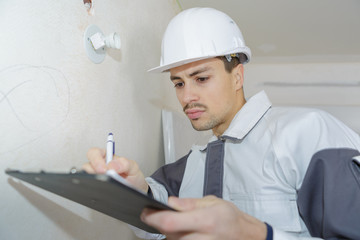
[185,108,205,120]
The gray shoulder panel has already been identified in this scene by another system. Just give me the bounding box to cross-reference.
[297,148,360,239]
[150,151,191,197]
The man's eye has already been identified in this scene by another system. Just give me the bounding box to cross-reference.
[197,77,208,82]
[174,82,184,88]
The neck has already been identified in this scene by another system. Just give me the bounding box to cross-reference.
[212,95,246,137]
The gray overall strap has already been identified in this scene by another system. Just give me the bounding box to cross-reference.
[203,139,225,198]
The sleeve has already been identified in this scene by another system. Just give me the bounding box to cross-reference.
[145,177,169,204]
[272,109,360,190]
[150,152,190,197]
[297,148,360,239]
[144,152,190,203]
[270,109,360,239]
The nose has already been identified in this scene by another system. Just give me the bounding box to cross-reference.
[178,83,199,106]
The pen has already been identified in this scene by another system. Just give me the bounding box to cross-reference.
[106,133,115,164]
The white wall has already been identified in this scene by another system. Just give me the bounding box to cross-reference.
[244,62,360,134]
[0,1,179,239]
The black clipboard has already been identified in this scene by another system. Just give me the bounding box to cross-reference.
[5,169,174,234]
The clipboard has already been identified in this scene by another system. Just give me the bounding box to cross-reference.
[5,169,174,234]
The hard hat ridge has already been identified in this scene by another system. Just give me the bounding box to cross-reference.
[148,7,251,73]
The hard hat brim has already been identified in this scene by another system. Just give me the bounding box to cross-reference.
[148,48,251,73]
[148,56,213,73]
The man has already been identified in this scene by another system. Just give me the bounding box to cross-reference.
[84,8,360,240]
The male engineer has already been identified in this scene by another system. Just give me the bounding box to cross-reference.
[84,8,360,240]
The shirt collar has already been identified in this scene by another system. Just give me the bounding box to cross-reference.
[197,91,272,152]
[223,90,272,140]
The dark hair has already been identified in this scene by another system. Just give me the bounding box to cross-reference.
[217,53,247,73]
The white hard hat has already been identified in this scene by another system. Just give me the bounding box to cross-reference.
[148,7,251,73]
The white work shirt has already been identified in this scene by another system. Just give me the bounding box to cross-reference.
[144,91,360,239]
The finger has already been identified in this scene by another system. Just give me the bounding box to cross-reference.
[141,207,213,234]
[167,197,197,211]
[82,163,96,174]
[107,156,139,176]
[168,196,219,211]
[87,147,107,173]
[108,156,148,193]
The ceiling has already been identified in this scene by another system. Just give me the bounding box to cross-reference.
[177,0,360,64]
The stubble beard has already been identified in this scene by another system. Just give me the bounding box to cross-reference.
[184,103,223,131]
[190,118,219,131]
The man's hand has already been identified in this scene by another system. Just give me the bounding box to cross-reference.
[141,196,267,240]
[83,147,149,193]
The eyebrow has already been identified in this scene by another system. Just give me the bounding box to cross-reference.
[170,67,212,81]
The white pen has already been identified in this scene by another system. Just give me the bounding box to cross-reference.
[106,133,115,164]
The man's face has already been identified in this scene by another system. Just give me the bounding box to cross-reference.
[170,58,244,136]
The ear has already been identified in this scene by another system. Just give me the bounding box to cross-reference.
[232,64,244,91]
